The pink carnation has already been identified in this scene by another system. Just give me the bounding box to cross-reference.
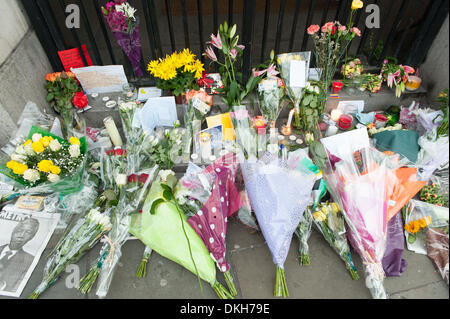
[338,25,347,32]
[321,22,335,33]
[351,27,361,37]
[307,25,320,35]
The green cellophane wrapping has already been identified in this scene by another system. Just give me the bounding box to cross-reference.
[0,126,87,196]
[129,177,218,288]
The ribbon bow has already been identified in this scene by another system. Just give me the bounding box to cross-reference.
[198,72,214,88]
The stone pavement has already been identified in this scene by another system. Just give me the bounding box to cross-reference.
[1,86,447,300]
[0,216,448,300]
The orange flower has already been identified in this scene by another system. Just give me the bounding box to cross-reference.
[418,217,428,228]
[66,71,76,78]
[45,73,57,82]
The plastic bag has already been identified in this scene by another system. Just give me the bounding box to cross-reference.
[426,227,449,284]
[416,128,449,181]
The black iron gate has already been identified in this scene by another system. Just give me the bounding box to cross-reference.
[22,0,449,84]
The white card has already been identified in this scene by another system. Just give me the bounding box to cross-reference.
[140,96,178,133]
[71,65,128,94]
[289,60,306,87]
[308,68,322,81]
[137,87,162,101]
[337,100,365,114]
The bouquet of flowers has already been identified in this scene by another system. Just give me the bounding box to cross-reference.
[297,81,324,132]
[254,53,285,129]
[305,1,363,132]
[380,58,415,98]
[45,71,80,139]
[289,148,327,265]
[101,0,144,76]
[29,207,112,299]
[174,153,242,295]
[363,73,383,93]
[436,89,449,138]
[204,22,262,111]
[341,58,363,79]
[129,170,234,299]
[232,113,317,297]
[118,101,156,172]
[79,145,157,297]
[404,199,448,254]
[0,127,87,196]
[183,90,213,155]
[148,49,204,98]
[420,182,446,207]
[230,106,258,159]
[147,124,188,170]
[311,202,360,279]
[277,52,311,123]
[310,130,391,298]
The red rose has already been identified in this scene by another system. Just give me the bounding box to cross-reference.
[72,91,89,109]
[106,149,115,156]
[115,148,124,156]
[139,173,149,184]
[128,174,137,183]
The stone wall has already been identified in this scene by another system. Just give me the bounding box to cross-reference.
[420,15,449,107]
[0,0,53,146]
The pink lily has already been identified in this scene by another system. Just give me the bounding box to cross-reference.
[230,45,245,60]
[209,32,222,50]
[400,65,415,74]
[204,46,217,62]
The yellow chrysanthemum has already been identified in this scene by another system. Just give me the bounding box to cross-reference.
[69,137,80,146]
[50,165,61,175]
[31,141,45,153]
[7,160,19,170]
[23,139,32,147]
[12,163,28,175]
[37,160,54,173]
[40,136,53,147]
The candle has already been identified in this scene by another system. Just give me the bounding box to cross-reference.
[281,125,292,136]
[103,116,123,147]
[330,109,343,122]
[338,114,353,130]
[286,108,295,128]
[199,132,212,161]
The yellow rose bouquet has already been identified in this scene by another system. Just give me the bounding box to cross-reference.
[0,126,87,195]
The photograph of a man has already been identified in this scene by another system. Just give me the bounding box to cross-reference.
[0,218,39,293]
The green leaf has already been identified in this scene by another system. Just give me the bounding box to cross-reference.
[150,199,166,215]
[310,99,317,108]
[46,93,54,102]
[303,94,313,106]
[230,80,238,100]
[163,189,173,201]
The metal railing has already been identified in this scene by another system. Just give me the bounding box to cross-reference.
[22,0,449,84]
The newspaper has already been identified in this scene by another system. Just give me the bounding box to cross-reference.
[0,205,59,297]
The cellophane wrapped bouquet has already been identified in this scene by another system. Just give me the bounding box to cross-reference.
[0,126,87,200]
[174,152,242,295]
[79,146,157,297]
[277,52,311,118]
[129,170,234,299]
[183,90,213,155]
[29,202,113,299]
[232,109,316,297]
[310,202,359,280]
[310,128,391,298]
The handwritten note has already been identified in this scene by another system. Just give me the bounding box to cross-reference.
[290,60,306,87]
[58,45,93,72]
[139,96,178,133]
[71,65,128,94]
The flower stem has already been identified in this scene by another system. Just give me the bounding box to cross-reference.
[224,270,237,296]
[211,281,234,299]
[274,266,289,298]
